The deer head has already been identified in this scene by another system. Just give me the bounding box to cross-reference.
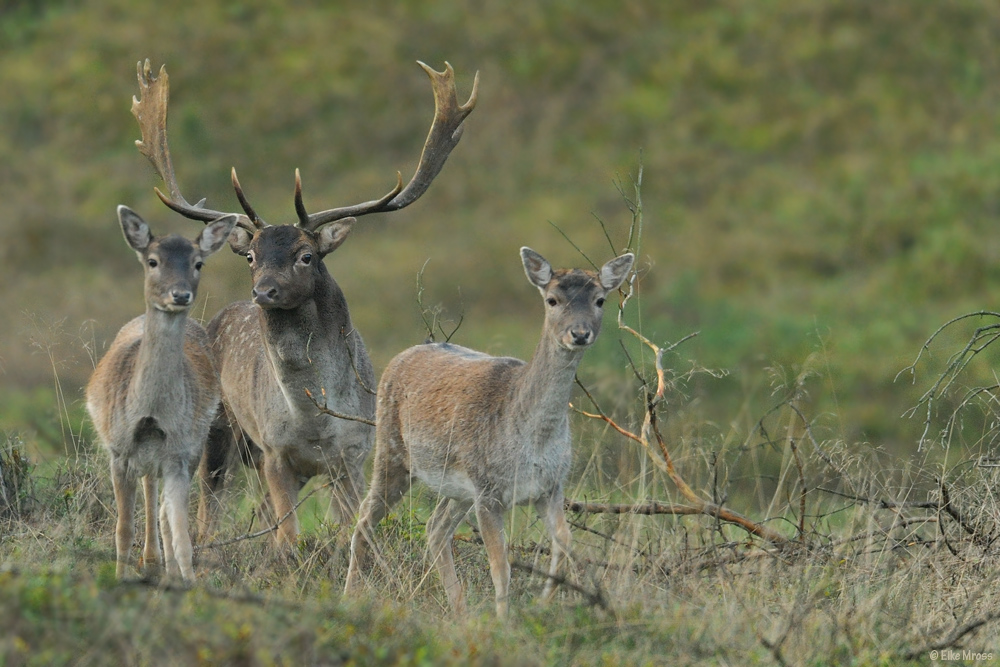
[521,248,635,351]
[118,205,237,313]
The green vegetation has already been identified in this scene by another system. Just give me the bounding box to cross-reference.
[5,0,1000,450]
[5,0,1000,663]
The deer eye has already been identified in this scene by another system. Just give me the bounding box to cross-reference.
[147,258,158,268]
[596,297,606,308]
[194,261,204,271]
[546,297,557,307]
[300,253,313,265]
[246,252,254,264]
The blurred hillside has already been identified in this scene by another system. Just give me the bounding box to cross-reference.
[3,0,1000,455]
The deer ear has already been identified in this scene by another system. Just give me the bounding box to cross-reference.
[316,218,355,256]
[228,227,254,256]
[599,253,634,291]
[118,205,153,253]
[521,247,553,288]
[198,215,239,255]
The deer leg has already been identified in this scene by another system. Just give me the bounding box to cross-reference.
[261,452,300,546]
[344,454,411,594]
[426,498,472,614]
[140,475,161,573]
[328,452,366,529]
[475,499,510,618]
[197,411,233,542]
[536,489,572,600]
[160,461,195,582]
[110,458,137,580]
[159,495,176,578]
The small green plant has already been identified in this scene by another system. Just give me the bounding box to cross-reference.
[0,433,33,520]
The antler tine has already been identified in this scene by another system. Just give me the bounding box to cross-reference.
[132,59,252,230]
[231,167,266,230]
[294,169,309,227]
[301,61,479,231]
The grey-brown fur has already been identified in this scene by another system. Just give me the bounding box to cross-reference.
[345,247,634,616]
[200,221,375,545]
[128,59,478,546]
[85,206,236,581]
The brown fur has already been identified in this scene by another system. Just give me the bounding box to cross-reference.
[86,207,235,581]
[345,248,634,616]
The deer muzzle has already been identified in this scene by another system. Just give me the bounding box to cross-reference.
[252,278,281,307]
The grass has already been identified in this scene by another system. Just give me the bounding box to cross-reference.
[1,424,999,666]
[5,323,1000,665]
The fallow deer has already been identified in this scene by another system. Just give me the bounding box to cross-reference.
[86,206,237,581]
[344,247,635,616]
[130,60,478,545]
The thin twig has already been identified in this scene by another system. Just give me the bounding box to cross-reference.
[196,482,332,551]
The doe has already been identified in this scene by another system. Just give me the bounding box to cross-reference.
[86,206,236,581]
[344,247,634,616]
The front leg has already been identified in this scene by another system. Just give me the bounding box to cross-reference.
[110,457,137,579]
[475,499,510,618]
[262,451,300,546]
[536,488,572,600]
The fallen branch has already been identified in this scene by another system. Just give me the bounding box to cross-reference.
[510,558,613,615]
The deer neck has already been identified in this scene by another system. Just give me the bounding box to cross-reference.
[130,306,189,412]
[258,268,355,404]
[510,329,585,435]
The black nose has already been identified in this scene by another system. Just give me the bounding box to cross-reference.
[252,284,279,305]
[570,328,592,346]
[171,290,192,306]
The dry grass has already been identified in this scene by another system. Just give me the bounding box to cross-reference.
[4,353,1000,666]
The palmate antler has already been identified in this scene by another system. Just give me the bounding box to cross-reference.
[131,59,479,233]
[131,61,259,235]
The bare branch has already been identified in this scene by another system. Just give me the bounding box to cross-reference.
[304,388,376,427]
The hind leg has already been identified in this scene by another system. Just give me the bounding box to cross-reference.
[344,445,411,594]
[426,498,473,614]
[328,448,367,529]
[197,410,235,542]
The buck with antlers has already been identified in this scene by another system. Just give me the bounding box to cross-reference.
[344,247,634,617]
[130,59,478,545]
[87,206,237,581]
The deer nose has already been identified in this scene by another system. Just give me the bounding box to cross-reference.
[570,328,593,346]
[171,290,192,306]
[252,281,279,305]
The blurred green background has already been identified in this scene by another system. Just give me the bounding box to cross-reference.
[3,0,1000,458]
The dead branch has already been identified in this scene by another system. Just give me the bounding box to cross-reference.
[304,388,376,426]
[196,482,332,551]
[565,499,703,516]
[895,311,1000,449]
[902,609,1000,660]
[509,558,613,615]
